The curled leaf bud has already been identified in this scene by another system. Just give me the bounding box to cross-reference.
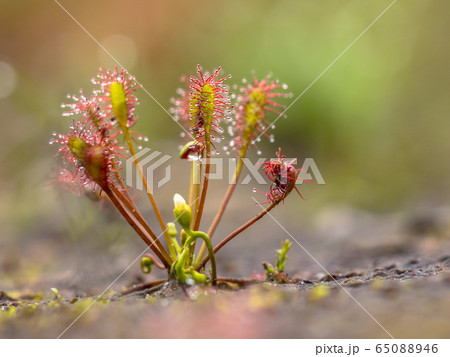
[141,256,154,274]
[173,193,192,230]
[179,141,202,160]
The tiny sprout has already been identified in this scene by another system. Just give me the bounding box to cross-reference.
[141,256,154,274]
[263,239,292,283]
[276,239,292,273]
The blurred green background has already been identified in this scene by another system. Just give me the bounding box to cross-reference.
[0,0,449,288]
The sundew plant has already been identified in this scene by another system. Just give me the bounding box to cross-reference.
[50,65,310,287]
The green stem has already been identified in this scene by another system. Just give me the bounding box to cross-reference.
[185,230,216,285]
[174,228,216,285]
[173,249,190,283]
[171,236,182,255]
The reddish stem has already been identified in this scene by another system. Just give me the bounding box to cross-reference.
[111,187,172,264]
[193,149,210,231]
[104,188,171,269]
[119,279,167,296]
[143,253,166,270]
[207,156,244,238]
[198,200,279,269]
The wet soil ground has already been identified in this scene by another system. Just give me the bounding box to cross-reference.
[1,204,449,338]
